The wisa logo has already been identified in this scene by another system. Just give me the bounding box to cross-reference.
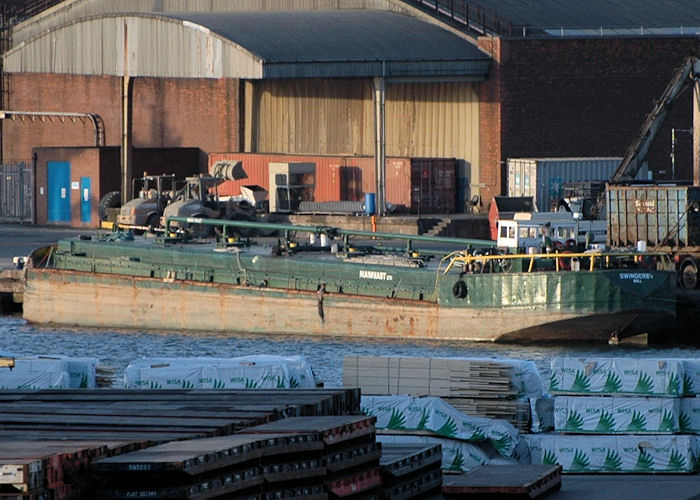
[619,272,653,284]
[359,270,393,281]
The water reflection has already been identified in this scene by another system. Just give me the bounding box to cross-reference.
[2,315,699,388]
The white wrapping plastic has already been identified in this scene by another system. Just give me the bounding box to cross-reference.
[525,433,699,473]
[549,358,684,396]
[554,396,681,434]
[123,355,317,389]
[361,395,519,458]
[0,371,70,389]
[0,355,97,389]
[530,396,554,433]
[680,397,700,433]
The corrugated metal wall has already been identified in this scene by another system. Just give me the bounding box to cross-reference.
[251,79,479,189]
[5,15,262,78]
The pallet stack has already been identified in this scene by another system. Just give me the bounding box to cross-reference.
[0,388,361,499]
[343,356,533,431]
[378,443,443,499]
[241,415,382,499]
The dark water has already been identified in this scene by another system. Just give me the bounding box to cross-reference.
[4,315,700,388]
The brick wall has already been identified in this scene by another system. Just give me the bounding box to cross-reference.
[497,37,699,182]
[3,74,239,164]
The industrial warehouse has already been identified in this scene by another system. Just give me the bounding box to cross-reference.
[1,1,700,499]
[0,0,697,229]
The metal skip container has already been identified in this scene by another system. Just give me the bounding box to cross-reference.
[507,157,650,212]
[606,185,700,247]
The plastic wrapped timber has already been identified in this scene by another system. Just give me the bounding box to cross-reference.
[0,355,98,388]
[525,433,700,473]
[123,355,317,389]
[362,395,519,459]
[344,356,543,399]
[376,434,525,474]
[0,371,69,389]
[554,396,681,434]
[529,396,554,433]
[549,358,684,396]
[680,397,700,433]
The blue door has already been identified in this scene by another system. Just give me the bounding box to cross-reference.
[80,177,92,223]
[47,161,71,222]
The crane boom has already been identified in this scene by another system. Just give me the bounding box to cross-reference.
[590,56,700,219]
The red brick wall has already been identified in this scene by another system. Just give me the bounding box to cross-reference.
[496,37,699,182]
[3,73,239,164]
[477,36,503,210]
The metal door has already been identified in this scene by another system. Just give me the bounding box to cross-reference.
[48,161,71,222]
[80,176,91,223]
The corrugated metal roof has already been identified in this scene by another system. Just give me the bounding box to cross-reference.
[469,0,699,33]
[162,10,490,78]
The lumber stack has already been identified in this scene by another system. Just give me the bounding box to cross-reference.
[343,356,516,398]
[343,356,529,431]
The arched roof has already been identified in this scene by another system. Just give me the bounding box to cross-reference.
[4,10,490,80]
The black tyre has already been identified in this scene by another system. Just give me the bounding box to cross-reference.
[98,191,121,221]
[146,213,160,234]
[681,259,698,290]
[452,280,467,299]
[187,216,213,239]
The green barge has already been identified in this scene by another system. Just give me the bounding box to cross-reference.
[23,218,677,343]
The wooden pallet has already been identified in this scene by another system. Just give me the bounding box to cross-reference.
[442,464,562,498]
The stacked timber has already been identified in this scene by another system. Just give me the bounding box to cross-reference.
[0,388,360,498]
[379,443,443,499]
[526,357,700,473]
[343,356,542,432]
[0,355,102,389]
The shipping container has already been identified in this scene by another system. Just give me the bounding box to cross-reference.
[507,158,650,212]
[606,185,700,248]
[208,153,457,214]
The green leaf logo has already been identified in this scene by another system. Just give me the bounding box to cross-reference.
[289,377,300,389]
[549,373,560,392]
[245,378,258,388]
[667,450,687,471]
[666,373,681,396]
[603,372,622,393]
[361,406,373,416]
[213,379,225,389]
[491,435,513,456]
[417,409,430,430]
[627,410,648,432]
[181,379,194,389]
[79,374,88,388]
[571,371,591,393]
[447,448,465,471]
[149,381,162,389]
[595,410,616,433]
[683,374,695,396]
[658,409,676,432]
[435,416,458,437]
[565,410,585,432]
[634,449,655,472]
[603,450,622,471]
[276,377,286,389]
[634,373,655,394]
[542,449,558,465]
[470,427,487,442]
[680,411,692,432]
[387,408,407,430]
[570,449,591,472]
